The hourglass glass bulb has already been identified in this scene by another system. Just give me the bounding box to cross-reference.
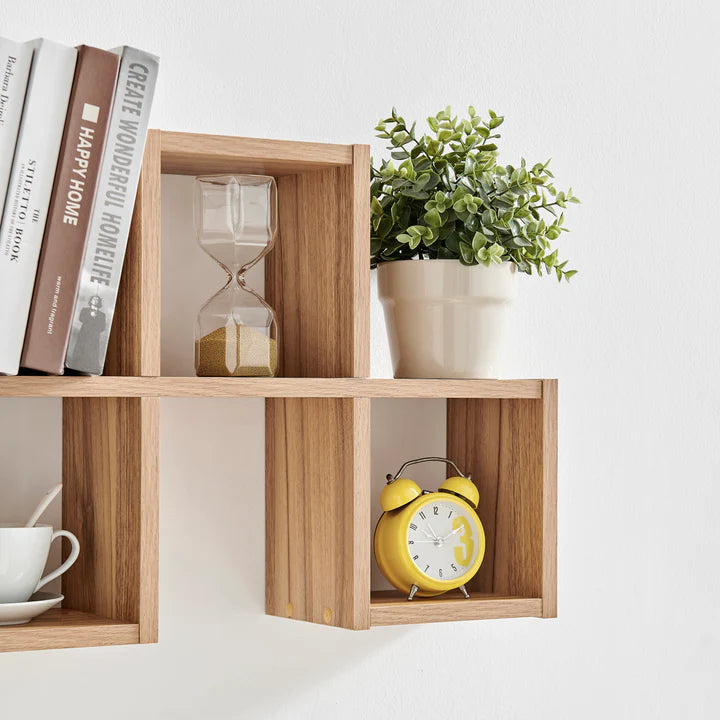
[193,175,279,377]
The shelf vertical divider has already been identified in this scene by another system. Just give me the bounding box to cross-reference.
[264,144,370,378]
[265,397,371,629]
[104,128,161,377]
[62,396,159,641]
[264,140,371,628]
[541,379,558,617]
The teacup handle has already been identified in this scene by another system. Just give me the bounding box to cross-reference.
[34,530,80,593]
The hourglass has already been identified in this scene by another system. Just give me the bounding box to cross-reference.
[194,175,279,377]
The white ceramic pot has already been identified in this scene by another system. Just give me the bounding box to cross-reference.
[377,259,517,378]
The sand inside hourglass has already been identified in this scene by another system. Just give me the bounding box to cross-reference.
[195,322,278,377]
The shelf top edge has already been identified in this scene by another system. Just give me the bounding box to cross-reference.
[158,129,360,175]
[0,377,547,399]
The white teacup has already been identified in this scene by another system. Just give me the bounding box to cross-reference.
[0,524,80,604]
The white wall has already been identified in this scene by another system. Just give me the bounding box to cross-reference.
[1,1,719,717]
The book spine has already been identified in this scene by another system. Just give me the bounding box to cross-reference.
[21,46,120,374]
[0,39,77,376]
[66,47,159,375]
[0,39,33,220]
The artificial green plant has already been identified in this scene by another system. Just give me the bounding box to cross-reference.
[371,107,580,280]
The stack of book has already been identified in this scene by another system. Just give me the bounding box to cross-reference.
[0,37,159,376]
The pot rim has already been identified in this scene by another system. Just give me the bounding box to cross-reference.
[376,258,516,271]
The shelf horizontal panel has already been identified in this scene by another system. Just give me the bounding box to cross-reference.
[0,377,544,399]
[0,609,139,653]
[369,591,543,626]
[160,130,354,176]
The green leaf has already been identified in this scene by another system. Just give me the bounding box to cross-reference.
[472,232,486,252]
[445,235,460,253]
[371,197,384,216]
[459,241,475,264]
[424,208,442,228]
[399,189,430,200]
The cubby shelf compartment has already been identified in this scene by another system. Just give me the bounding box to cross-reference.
[0,396,158,654]
[266,380,558,630]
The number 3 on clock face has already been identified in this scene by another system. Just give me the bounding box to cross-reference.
[406,500,479,581]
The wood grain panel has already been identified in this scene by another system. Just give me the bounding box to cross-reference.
[62,397,159,642]
[266,397,370,629]
[370,592,542,626]
[448,397,546,599]
[447,398,501,593]
[493,399,544,597]
[160,131,353,176]
[0,610,138,653]
[351,144,371,377]
[0,377,543,399]
[105,129,161,376]
[541,379,558,617]
[265,148,370,378]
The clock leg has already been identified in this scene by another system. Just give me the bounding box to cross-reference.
[407,584,419,601]
[459,584,470,599]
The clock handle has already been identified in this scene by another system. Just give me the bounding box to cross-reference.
[389,456,470,483]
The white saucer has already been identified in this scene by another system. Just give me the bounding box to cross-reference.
[0,592,63,626]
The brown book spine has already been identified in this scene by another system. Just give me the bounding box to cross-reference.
[20,45,120,374]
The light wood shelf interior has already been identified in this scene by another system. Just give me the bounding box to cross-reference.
[369,591,543,626]
[0,377,542,398]
[1,130,558,651]
[0,610,139,653]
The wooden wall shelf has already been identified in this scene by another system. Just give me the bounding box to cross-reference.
[369,592,543,626]
[0,377,542,399]
[0,610,139,653]
[265,382,557,630]
[0,130,558,651]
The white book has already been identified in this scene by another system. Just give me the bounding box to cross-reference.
[0,39,77,375]
[66,46,158,375]
[0,38,33,220]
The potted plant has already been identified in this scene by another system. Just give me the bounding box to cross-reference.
[371,106,580,378]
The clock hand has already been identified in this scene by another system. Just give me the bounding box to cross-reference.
[425,522,439,540]
[417,527,436,540]
[440,526,464,541]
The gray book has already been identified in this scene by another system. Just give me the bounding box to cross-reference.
[65,46,158,375]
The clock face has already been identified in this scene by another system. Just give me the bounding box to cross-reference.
[406,499,480,581]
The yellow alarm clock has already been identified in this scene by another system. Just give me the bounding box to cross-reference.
[374,457,486,600]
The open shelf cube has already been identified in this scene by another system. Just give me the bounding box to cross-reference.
[0,397,157,653]
[158,131,370,379]
[265,380,557,629]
